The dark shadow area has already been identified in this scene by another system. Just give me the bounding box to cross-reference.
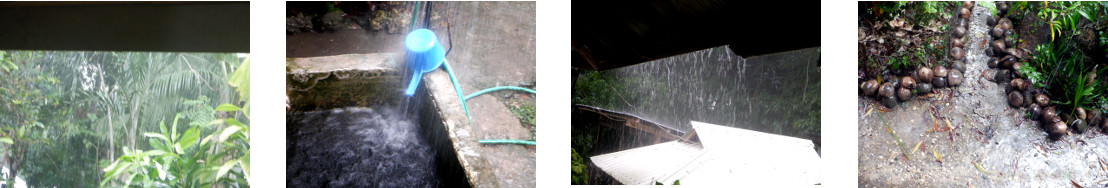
[0,2,249,52]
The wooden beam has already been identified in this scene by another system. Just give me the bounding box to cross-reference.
[682,128,698,142]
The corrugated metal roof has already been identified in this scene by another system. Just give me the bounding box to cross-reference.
[590,121,821,186]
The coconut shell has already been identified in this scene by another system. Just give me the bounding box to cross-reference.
[952,60,966,72]
[1030,103,1043,120]
[996,69,1012,83]
[1001,55,1017,68]
[961,7,971,19]
[1011,78,1028,92]
[1035,93,1049,106]
[997,1,1009,14]
[948,69,963,87]
[897,87,912,101]
[900,76,916,89]
[881,94,898,108]
[951,47,964,60]
[879,82,895,98]
[1009,91,1024,107]
[917,83,932,94]
[918,66,934,83]
[1007,48,1022,59]
[1077,108,1088,121]
[933,76,948,88]
[934,65,949,78]
[993,26,1006,39]
[1072,118,1088,133]
[1012,62,1025,78]
[1088,109,1101,128]
[1043,106,1059,124]
[1102,116,1108,132]
[1050,120,1069,139]
[999,17,1013,30]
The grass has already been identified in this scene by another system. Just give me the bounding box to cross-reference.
[510,102,536,141]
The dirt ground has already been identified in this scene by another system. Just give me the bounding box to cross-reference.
[286,2,536,187]
[858,4,1108,187]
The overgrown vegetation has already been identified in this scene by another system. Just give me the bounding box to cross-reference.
[870,2,956,25]
[0,52,249,187]
[1026,2,1108,114]
[860,1,957,78]
[101,56,250,187]
[570,148,588,185]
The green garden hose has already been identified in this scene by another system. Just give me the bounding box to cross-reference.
[464,86,537,101]
[442,60,471,122]
[478,139,536,146]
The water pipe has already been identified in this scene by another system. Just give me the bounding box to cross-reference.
[478,139,536,146]
[464,86,537,101]
[408,2,420,30]
[442,59,471,122]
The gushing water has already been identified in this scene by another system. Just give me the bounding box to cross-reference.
[287,106,442,187]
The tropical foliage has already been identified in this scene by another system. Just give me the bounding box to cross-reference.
[101,56,250,187]
[0,51,249,187]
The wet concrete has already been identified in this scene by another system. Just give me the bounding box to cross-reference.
[859,4,1108,187]
[286,2,535,186]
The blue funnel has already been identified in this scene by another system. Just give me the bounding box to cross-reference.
[404,29,446,96]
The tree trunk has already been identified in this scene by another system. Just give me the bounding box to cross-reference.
[128,94,142,149]
[108,106,113,160]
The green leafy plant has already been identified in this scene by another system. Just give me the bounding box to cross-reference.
[100,55,250,188]
[978,1,997,16]
[510,103,536,141]
[571,148,589,185]
[1017,62,1046,89]
[1031,40,1106,113]
[1038,1,1093,41]
[101,110,249,187]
